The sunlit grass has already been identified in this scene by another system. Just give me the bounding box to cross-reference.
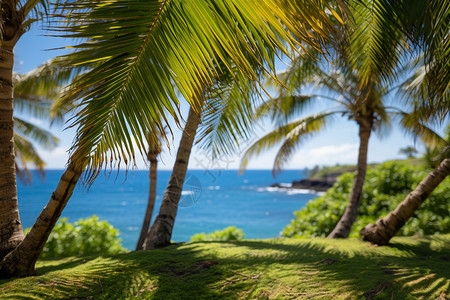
[1,235,449,299]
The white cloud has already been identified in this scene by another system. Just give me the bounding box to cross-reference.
[288,143,359,168]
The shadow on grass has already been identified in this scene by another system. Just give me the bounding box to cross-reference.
[37,257,93,275]
[2,237,448,299]
[224,239,450,299]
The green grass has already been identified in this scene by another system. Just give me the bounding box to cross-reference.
[1,235,449,299]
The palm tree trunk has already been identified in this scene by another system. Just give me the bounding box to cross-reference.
[0,163,81,278]
[360,158,450,245]
[0,43,24,260]
[136,154,158,251]
[144,107,201,249]
[328,122,372,238]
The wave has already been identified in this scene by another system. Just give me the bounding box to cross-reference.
[207,186,221,190]
[256,186,320,195]
[279,183,292,188]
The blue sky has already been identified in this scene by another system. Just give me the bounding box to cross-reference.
[14,25,447,172]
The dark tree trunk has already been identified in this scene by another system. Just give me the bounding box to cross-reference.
[360,158,449,245]
[328,121,372,238]
[0,163,81,278]
[144,107,201,249]
[136,153,158,251]
[0,41,24,260]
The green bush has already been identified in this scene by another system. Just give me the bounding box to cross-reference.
[25,215,126,258]
[190,226,245,242]
[283,161,450,238]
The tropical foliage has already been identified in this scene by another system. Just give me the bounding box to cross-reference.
[343,0,450,119]
[2,0,449,281]
[24,216,125,258]
[191,226,245,242]
[283,161,450,238]
[361,158,449,245]
[239,0,448,238]
[13,69,62,183]
[145,62,271,249]
[1,0,343,278]
[422,124,450,168]
[53,0,339,182]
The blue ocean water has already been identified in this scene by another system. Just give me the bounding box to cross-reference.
[17,169,318,250]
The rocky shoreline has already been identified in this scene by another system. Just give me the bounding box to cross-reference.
[272,172,343,192]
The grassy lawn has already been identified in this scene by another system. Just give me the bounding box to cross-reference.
[1,235,449,299]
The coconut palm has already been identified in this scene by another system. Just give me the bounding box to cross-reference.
[0,0,339,278]
[0,0,53,261]
[144,105,202,249]
[240,0,450,239]
[398,146,417,159]
[360,158,450,245]
[143,62,261,249]
[1,53,74,261]
[239,48,446,239]
[135,130,163,251]
[360,66,450,245]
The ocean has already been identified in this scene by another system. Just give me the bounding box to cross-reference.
[17,169,318,250]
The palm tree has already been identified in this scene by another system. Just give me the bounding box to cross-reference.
[144,106,202,249]
[136,131,163,251]
[0,0,52,261]
[0,0,339,278]
[398,146,417,159]
[360,158,450,245]
[144,63,262,249]
[240,0,450,239]
[240,53,445,239]
[360,63,450,245]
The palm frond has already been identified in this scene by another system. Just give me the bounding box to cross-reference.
[13,58,85,123]
[13,131,47,184]
[347,0,407,86]
[239,111,336,175]
[14,58,76,100]
[394,111,448,150]
[197,67,260,159]
[402,0,450,117]
[13,96,52,121]
[52,0,338,183]
[352,0,450,118]
[257,95,321,125]
[372,101,392,139]
[13,117,59,149]
[398,60,450,121]
[20,0,49,18]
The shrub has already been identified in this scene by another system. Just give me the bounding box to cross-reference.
[283,161,450,238]
[190,226,245,242]
[24,215,126,258]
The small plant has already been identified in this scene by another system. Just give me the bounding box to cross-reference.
[25,215,126,258]
[190,226,245,242]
